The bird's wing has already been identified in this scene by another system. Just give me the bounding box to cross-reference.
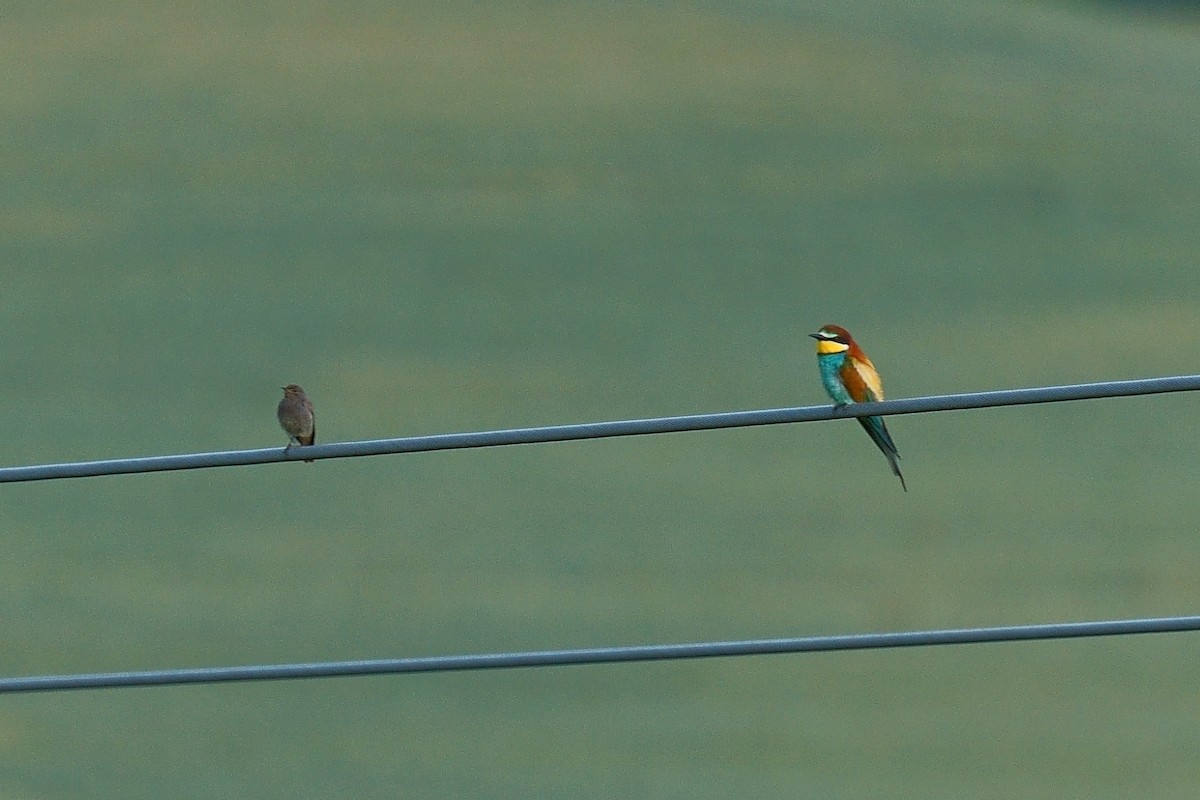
[840,356,885,403]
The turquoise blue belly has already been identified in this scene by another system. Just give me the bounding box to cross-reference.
[816,353,853,405]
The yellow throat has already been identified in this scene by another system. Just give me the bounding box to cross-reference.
[815,339,849,355]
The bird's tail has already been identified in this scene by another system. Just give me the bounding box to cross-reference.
[858,416,907,492]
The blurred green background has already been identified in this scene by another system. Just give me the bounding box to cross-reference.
[1,0,1199,796]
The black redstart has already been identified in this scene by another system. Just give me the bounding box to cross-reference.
[277,384,315,463]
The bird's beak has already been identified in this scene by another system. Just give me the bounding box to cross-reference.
[808,333,821,340]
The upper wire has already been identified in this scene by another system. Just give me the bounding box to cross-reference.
[2,374,1198,483]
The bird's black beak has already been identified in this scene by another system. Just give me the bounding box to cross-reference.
[808,333,821,340]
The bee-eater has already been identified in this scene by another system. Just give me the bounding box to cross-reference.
[809,324,907,492]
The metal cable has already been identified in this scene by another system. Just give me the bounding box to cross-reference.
[2,374,1198,483]
[3,614,1197,694]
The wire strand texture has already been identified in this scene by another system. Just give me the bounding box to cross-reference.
[2,374,1198,482]
[3,615,1198,694]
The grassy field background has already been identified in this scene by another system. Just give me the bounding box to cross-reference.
[1,0,1199,796]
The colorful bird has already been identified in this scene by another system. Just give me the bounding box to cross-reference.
[277,384,316,463]
[809,324,906,491]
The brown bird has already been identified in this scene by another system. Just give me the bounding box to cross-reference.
[277,384,315,463]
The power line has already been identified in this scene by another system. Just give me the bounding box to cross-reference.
[3,614,1197,694]
[2,373,1198,483]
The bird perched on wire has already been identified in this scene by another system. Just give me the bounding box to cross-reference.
[809,324,906,491]
[277,384,315,463]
